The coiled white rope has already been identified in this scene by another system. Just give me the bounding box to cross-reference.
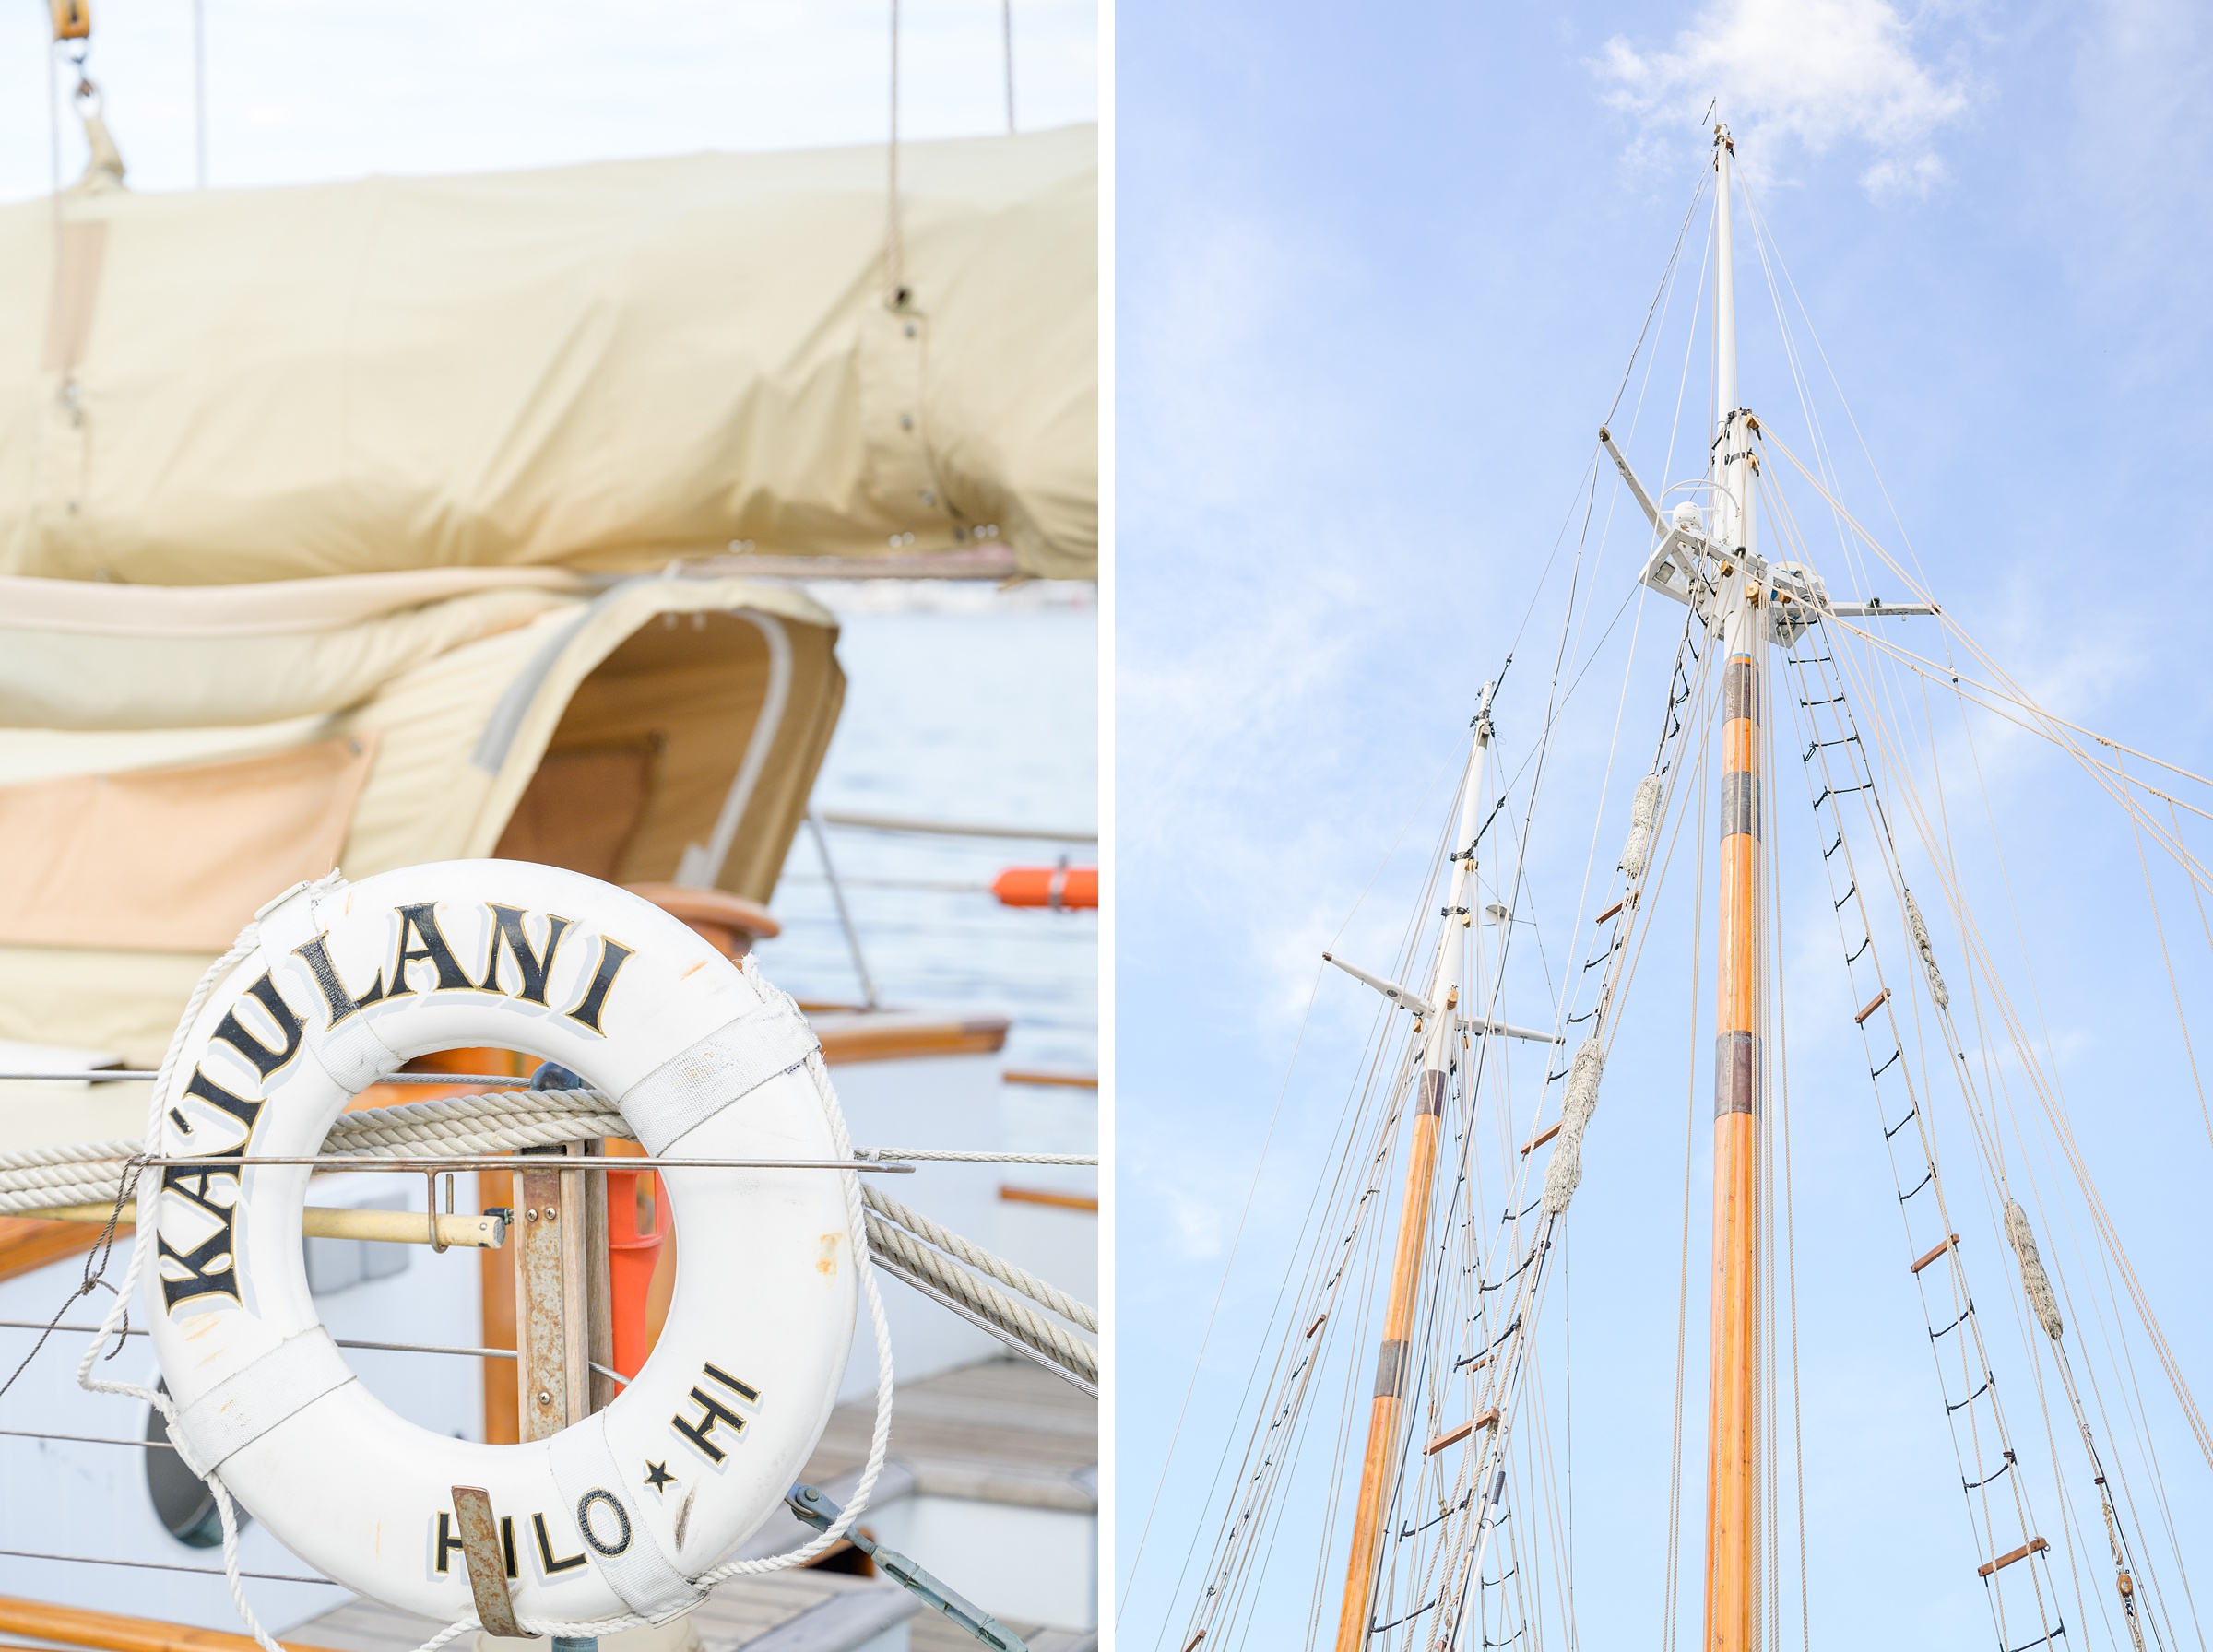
[864,1184,1096,1333]
[862,1212,1096,1383]
[0,1100,1095,1217]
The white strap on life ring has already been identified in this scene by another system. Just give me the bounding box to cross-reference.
[127,861,862,1631]
[621,1000,820,1156]
[175,1327,356,1472]
[546,1413,704,1617]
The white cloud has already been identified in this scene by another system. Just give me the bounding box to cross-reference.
[1594,0,1972,200]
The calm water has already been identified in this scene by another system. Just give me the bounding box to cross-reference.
[750,584,1099,1079]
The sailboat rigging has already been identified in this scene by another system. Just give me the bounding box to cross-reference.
[1140,122,2207,1652]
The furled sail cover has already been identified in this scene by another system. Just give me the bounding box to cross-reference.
[0,124,1095,583]
[0,571,844,1064]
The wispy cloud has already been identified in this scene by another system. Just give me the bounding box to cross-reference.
[1593,0,1973,200]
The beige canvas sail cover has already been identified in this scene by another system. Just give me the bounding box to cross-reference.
[0,571,844,1064]
[0,125,1095,583]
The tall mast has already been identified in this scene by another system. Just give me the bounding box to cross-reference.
[1332,682,1498,1652]
[1703,125,1763,1652]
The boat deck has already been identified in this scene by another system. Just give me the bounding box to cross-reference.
[291,1356,1096,1652]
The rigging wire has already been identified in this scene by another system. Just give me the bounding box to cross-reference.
[1118,747,1465,1640]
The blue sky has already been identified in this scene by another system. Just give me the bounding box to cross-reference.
[0,0,1095,201]
[1116,2,2213,1648]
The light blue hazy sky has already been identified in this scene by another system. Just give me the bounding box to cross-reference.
[1118,3,2213,1649]
[0,0,1095,202]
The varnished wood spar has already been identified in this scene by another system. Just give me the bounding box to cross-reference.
[1333,686,1497,1652]
[1707,643,1764,1652]
[1704,131,1762,1652]
[1333,1077,1446,1652]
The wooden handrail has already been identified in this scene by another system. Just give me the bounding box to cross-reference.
[0,1594,347,1652]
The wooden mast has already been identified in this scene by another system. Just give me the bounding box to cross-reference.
[1703,127,1762,1652]
[1332,683,1497,1652]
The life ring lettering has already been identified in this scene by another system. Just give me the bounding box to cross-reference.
[144,861,857,1624]
[577,1488,634,1557]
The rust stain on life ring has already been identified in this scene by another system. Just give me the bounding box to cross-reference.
[816,1233,841,1278]
[680,959,708,980]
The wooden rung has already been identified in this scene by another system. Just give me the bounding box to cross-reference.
[1425,1420,1475,1456]
[1855,987,1891,1025]
[1595,898,1626,925]
[1910,1233,1959,1275]
[1305,1313,1327,1339]
[1183,1632,1207,1652]
[1464,1353,1492,1375]
[1474,1406,1500,1430]
[1520,1121,1563,1157]
[1977,1536,2049,1578]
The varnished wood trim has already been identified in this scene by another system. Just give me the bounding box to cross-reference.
[818,1017,1010,1066]
[0,1594,346,1652]
[0,1216,106,1284]
[999,1185,1098,1213]
[1002,1068,1099,1089]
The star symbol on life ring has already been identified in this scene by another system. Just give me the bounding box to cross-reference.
[644,1461,675,1493]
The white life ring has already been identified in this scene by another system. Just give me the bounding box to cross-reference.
[141,861,857,1626]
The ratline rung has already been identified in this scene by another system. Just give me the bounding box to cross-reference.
[1399,1490,1473,1540]
[1872,1048,1902,1080]
[1368,1596,1437,1635]
[1947,1375,1993,1413]
[2006,1625,2065,1652]
[1963,1449,2018,1493]
[1930,1299,1974,1341]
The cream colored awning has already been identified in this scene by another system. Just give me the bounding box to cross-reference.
[0,125,1095,583]
[0,571,844,1064]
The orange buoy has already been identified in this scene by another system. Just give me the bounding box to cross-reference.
[992,865,1098,909]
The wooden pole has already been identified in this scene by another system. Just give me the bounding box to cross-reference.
[1703,126,1761,1652]
[1333,689,1496,1652]
[1705,629,1762,1652]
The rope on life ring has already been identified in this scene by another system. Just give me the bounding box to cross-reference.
[72,864,896,1652]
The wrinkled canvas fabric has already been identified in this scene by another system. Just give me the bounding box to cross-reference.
[0,126,1096,584]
